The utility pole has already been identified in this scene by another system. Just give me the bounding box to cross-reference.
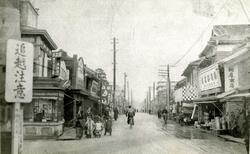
[148,87,152,112]
[127,80,130,106]
[158,65,170,111]
[131,89,133,106]
[167,64,171,111]
[0,1,23,154]
[112,37,117,108]
[123,72,127,109]
[153,82,155,113]
[146,92,149,112]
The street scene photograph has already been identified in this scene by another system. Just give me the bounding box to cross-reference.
[0,0,250,154]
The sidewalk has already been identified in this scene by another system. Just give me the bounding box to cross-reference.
[193,127,244,144]
[167,117,245,145]
[218,135,245,144]
[57,127,77,140]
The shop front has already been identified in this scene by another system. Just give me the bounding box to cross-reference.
[219,46,250,137]
[194,63,227,133]
[194,98,226,131]
[23,85,65,139]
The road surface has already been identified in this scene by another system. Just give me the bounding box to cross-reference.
[24,113,246,154]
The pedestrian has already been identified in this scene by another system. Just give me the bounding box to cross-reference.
[104,106,110,120]
[162,107,168,124]
[93,116,103,138]
[158,109,162,119]
[75,107,83,139]
[85,116,95,138]
[114,107,119,121]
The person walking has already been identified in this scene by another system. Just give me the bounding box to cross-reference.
[114,107,119,121]
[158,109,162,119]
[75,106,84,139]
[162,107,168,124]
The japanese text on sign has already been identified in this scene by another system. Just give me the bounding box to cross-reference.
[225,65,239,92]
[5,39,34,103]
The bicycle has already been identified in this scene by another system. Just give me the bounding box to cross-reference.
[128,116,133,129]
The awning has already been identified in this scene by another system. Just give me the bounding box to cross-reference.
[217,90,236,99]
[182,103,194,108]
[195,100,223,114]
[33,96,58,100]
[194,96,218,102]
[194,100,217,104]
[226,93,250,99]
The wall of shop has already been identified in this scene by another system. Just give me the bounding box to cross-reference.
[226,101,245,135]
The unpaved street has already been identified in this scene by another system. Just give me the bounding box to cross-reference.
[24,113,246,154]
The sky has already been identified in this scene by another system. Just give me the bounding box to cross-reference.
[30,0,250,108]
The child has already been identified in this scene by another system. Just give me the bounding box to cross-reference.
[85,116,95,138]
[94,117,103,138]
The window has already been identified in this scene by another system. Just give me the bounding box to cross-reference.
[211,74,213,80]
[214,72,217,79]
[33,99,55,122]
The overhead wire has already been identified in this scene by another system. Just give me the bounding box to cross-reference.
[173,0,231,66]
[238,0,250,23]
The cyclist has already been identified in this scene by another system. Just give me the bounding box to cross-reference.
[126,105,135,126]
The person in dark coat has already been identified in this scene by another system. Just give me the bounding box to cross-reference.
[114,107,119,121]
[103,107,110,120]
[75,107,83,139]
[158,109,162,119]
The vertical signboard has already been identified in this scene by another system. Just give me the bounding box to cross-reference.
[224,64,239,92]
[90,80,98,96]
[5,39,33,103]
[5,39,33,154]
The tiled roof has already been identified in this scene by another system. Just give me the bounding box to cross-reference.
[181,59,201,76]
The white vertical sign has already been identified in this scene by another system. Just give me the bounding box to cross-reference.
[5,39,33,103]
[224,64,239,92]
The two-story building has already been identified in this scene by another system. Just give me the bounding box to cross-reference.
[219,37,250,137]
[181,60,200,120]
[194,24,250,131]
[20,0,66,139]
[174,78,187,115]
[61,53,101,126]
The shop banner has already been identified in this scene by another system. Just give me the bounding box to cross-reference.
[224,64,239,92]
[198,63,222,91]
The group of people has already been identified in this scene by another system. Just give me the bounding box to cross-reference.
[74,105,137,139]
[75,107,112,139]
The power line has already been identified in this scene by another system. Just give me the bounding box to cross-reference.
[173,0,231,66]
[238,0,250,22]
